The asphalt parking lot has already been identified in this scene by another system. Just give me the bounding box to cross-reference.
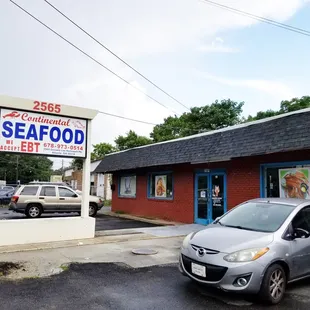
[0,263,309,310]
[0,208,159,231]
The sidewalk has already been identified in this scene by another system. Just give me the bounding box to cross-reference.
[0,236,184,279]
[0,223,204,279]
[100,208,180,226]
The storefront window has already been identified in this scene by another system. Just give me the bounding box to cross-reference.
[119,175,136,198]
[148,172,173,199]
[263,164,310,199]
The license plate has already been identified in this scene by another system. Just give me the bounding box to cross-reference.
[191,262,206,277]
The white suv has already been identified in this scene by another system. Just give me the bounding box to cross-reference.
[9,184,103,218]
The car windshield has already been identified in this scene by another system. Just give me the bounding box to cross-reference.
[218,202,296,233]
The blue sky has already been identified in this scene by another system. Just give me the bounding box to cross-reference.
[0,0,309,168]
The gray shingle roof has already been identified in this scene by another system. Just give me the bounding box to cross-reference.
[95,109,310,173]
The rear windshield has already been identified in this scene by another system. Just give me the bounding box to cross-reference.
[219,202,296,232]
[20,186,39,196]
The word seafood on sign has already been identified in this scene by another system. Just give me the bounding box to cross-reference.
[0,108,87,158]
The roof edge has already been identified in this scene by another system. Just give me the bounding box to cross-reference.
[104,107,310,157]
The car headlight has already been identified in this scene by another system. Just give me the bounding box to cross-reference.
[182,233,193,249]
[223,247,269,263]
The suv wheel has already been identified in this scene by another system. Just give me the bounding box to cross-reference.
[89,204,98,217]
[26,204,43,218]
[259,263,286,305]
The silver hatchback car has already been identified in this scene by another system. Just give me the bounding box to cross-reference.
[179,198,310,304]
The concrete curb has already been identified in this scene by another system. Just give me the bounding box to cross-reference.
[101,211,181,226]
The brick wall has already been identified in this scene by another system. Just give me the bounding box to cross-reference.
[111,150,310,223]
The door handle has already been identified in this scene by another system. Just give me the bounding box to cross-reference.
[39,197,44,200]
[59,198,65,200]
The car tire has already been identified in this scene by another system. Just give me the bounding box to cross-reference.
[259,263,286,305]
[25,204,43,218]
[89,204,98,217]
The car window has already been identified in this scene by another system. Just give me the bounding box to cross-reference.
[292,207,310,232]
[219,202,295,232]
[20,186,39,196]
[59,187,77,198]
[40,186,56,197]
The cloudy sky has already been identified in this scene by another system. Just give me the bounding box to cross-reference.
[1,0,310,169]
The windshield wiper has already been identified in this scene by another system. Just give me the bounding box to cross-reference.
[225,225,257,231]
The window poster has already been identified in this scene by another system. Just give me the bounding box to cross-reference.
[119,175,136,197]
[279,168,310,199]
[155,175,167,198]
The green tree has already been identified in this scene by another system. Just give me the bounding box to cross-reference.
[115,130,152,151]
[247,110,279,121]
[280,96,310,113]
[91,143,116,160]
[0,154,53,184]
[151,99,244,142]
[247,96,310,121]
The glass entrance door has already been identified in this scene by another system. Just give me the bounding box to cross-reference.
[196,176,209,223]
[195,172,226,225]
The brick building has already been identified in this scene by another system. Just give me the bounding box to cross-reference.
[95,109,310,224]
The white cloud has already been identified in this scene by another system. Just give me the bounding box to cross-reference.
[197,37,239,53]
[197,71,295,99]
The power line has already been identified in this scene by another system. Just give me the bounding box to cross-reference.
[98,111,157,126]
[201,0,310,37]
[43,0,190,111]
[9,0,180,116]
[97,110,206,133]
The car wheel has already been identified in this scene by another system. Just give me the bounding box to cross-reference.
[259,264,286,305]
[89,204,98,217]
[26,204,43,218]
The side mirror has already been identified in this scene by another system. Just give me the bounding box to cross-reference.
[294,228,310,239]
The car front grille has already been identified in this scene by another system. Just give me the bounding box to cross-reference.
[182,254,227,282]
[191,244,220,255]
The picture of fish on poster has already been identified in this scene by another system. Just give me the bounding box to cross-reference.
[155,175,167,198]
[279,168,310,199]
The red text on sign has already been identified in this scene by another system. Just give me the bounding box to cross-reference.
[33,101,61,114]
[21,141,40,153]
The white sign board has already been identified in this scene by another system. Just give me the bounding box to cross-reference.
[0,108,87,158]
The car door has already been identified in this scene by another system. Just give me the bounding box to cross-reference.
[39,186,58,212]
[289,206,310,279]
[57,187,81,212]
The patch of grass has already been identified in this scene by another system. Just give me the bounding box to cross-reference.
[115,210,126,214]
[104,199,112,207]
[60,264,70,272]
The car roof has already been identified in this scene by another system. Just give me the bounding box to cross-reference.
[23,183,70,187]
[246,198,307,207]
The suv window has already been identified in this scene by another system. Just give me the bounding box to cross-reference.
[40,186,56,197]
[59,187,76,198]
[20,186,39,196]
[292,207,310,232]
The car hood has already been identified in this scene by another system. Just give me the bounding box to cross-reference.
[190,225,274,254]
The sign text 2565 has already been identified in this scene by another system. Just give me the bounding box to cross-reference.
[33,101,61,114]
